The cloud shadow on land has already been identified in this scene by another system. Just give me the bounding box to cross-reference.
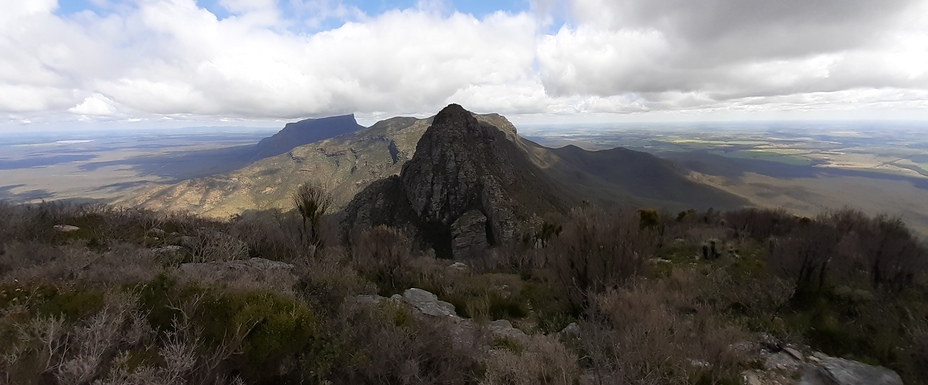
[78,145,259,182]
[663,150,928,191]
[0,155,97,170]
[0,184,53,201]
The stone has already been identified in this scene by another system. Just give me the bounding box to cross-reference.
[489,319,527,341]
[179,257,293,273]
[741,369,795,385]
[402,288,458,318]
[53,224,80,232]
[560,322,581,338]
[451,210,489,259]
[763,351,803,373]
[783,346,804,361]
[148,228,166,236]
[449,261,468,270]
[149,245,183,254]
[801,357,903,385]
[688,359,712,369]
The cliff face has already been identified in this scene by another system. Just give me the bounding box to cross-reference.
[343,104,570,258]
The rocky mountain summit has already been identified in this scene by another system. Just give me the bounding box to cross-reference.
[342,104,572,258]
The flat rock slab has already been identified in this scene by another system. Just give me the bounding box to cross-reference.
[402,288,458,318]
[801,357,903,385]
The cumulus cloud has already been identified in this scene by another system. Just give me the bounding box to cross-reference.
[534,0,928,117]
[0,0,926,127]
[69,94,118,116]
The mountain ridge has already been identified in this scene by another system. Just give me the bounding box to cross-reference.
[123,106,747,230]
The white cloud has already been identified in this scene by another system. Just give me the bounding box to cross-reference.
[0,0,926,128]
[69,94,118,116]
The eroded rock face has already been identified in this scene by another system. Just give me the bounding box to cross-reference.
[342,104,571,258]
[451,209,489,259]
[340,176,420,242]
[400,104,521,244]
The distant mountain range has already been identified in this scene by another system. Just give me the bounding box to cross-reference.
[123,105,747,245]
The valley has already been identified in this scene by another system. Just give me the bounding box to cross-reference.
[525,121,928,235]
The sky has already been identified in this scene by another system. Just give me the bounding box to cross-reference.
[1,0,927,130]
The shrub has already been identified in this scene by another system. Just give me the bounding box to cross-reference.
[482,335,579,385]
[319,300,484,385]
[545,207,656,311]
[352,225,414,294]
[579,285,748,385]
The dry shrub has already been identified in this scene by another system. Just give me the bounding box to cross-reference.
[187,229,248,263]
[297,247,377,311]
[767,221,840,300]
[724,208,797,241]
[322,300,484,385]
[0,241,74,283]
[0,242,164,285]
[352,225,415,293]
[579,283,749,385]
[545,207,656,310]
[1,290,153,385]
[910,324,928,380]
[482,334,579,385]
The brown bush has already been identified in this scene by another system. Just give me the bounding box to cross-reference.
[322,301,484,385]
[352,225,415,293]
[544,207,656,311]
[724,207,799,241]
[482,334,579,385]
[578,284,748,385]
[767,220,841,300]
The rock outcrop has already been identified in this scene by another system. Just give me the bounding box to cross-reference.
[342,104,571,258]
[451,210,489,259]
[802,356,903,385]
[355,287,528,347]
[740,339,904,385]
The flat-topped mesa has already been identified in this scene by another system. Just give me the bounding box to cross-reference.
[253,114,363,159]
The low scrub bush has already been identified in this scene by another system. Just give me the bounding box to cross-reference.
[544,207,656,311]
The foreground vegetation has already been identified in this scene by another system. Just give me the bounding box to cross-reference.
[0,197,926,384]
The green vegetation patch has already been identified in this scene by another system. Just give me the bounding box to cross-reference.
[0,282,106,322]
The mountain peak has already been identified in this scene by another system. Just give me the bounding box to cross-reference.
[432,103,472,125]
[343,104,570,258]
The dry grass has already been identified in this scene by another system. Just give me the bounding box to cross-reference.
[482,334,579,385]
